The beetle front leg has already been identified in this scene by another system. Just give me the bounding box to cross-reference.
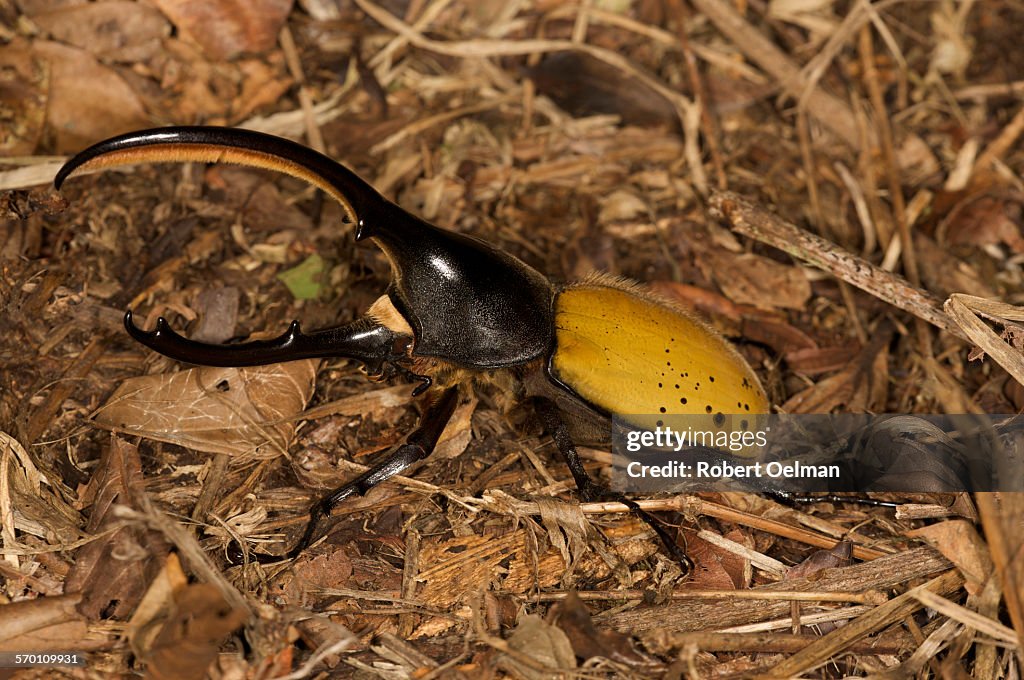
[533,398,694,575]
[282,386,460,559]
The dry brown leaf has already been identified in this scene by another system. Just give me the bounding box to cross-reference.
[705,252,812,310]
[140,582,247,680]
[201,166,311,233]
[434,397,477,460]
[683,531,745,590]
[94,361,317,459]
[914,232,997,299]
[785,345,861,375]
[2,428,82,548]
[32,1,170,62]
[148,38,233,123]
[537,498,590,587]
[65,436,169,620]
[551,592,657,667]
[943,196,1024,253]
[499,614,577,679]
[300,384,415,422]
[231,57,294,122]
[785,540,854,581]
[29,40,148,152]
[907,520,993,595]
[127,553,189,659]
[744,314,819,357]
[276,549,354,605]
[650,281,744,321]
[149,0,294,60]
[0,42,48,155]
[781,337,890,413]
[190,287,240,344]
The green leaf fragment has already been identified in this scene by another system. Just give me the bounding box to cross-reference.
[277,253,324,300]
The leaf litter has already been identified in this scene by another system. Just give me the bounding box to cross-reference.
[1,0,1023,677]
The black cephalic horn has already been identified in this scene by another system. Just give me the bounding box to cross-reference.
[58,126,555,369]
[55,126,390,228]
[124,311,398,371]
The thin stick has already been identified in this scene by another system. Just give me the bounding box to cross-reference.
[859,23,935,365]
[648,631,904,655]
[533,495,888,560]
[708,191,968,343]
[760,570,963,678]
[975,493,1024,655]
[527,589,887,604]
[666,0,727,190]
[689,0,865,147]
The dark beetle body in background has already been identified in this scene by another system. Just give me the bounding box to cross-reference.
[56,127,769,571]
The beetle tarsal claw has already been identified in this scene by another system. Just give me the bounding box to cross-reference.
[410,374,431,397]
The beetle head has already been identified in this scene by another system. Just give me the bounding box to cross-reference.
[56,127,555,369]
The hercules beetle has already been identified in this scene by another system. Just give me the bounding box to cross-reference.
[55,127,769,572]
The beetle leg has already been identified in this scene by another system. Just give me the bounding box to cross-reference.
[533,398,694,575]
[125,311,400,370]
[284,386,460,559]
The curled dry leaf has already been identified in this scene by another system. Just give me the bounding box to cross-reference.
[551,592,657,667]
[537,498,591,587]
[127,553,189,659]
[499,614,577,680]
[705,251,812,311]
[782,331,891,413]
[29,40,148,153]
[140,582,246,680]
[785,540,853,581]
[914,232,997,299]
[94,361,317,459]
[32,1,170,63]
[149,0,294,60]
[189,286,240,344]
[433,397,477,460]
[0,41,48,155]
[65,436,169,620]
